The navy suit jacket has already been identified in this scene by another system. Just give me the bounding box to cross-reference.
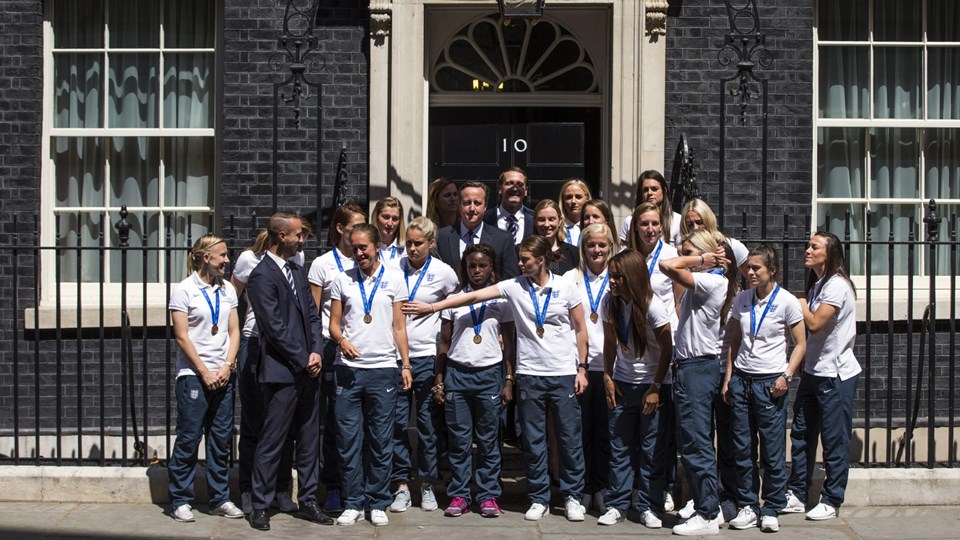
[437,222,520,280]
[247,255,324,384]
[483,206,534,242]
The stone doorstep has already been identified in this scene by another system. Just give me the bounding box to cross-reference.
[2,462,960,507]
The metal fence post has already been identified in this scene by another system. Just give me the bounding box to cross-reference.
[924,199,941,468]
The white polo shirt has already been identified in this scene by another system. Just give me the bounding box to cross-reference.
[400,255,459,357]
[674,271,728,360]
[602,295,673,384]
[329,264,408,369]
[727,236,749,267]
[805,275,860,380]
[496,273,582,376]
[442,291,513,369]
[730,285,803,374]
[619,211,683,247]
[564,220,582,247]
[169,272,239,379]
[647,240,679,340]
[563,267,609,372]
[232,250,303,339]
[308,246,356,340]
[379,239,404,271]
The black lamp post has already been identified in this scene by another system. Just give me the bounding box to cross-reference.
[497,0,545,19]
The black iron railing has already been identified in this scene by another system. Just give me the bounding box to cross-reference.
[1,203,958,469]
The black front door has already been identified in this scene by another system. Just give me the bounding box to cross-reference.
[428,107,601,208]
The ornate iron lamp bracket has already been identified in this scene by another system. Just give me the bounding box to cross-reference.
[270,0,326,128]
[717,0,772,124]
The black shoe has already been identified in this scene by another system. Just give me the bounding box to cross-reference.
[249,508,270,531]
[298,502,335,525]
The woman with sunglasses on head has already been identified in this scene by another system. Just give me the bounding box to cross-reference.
[721,244,806,533]
[596,249,673,529]
[534,199,580,275]
[432,243,516,518]
[680,198,750,276]
[659,229,739,536]
[168,234,242,523]
[563,223,615,514]
[558,179,592,247]
[328,223,413,527]
[372,196,406,270]
[619,170,682,247]
[389,217,459,514]
[403,235,590,523]
[783,232,859,522]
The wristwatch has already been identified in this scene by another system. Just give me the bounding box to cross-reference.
[577,363,588,371]
[781,372,793,383]
[651,381,662,391]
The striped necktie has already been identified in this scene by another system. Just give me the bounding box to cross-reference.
[506,214,519,242]
[284,262,298,298]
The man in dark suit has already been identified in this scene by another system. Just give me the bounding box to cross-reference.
[246,212,333,530]
[483,166,534,245]
[437,181,519,279]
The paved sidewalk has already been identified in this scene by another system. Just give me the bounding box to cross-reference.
[0,502,957,539]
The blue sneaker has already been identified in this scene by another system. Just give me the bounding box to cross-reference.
[323,489,344,513]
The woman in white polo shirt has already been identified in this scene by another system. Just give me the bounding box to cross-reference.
[558,178,592,247]
[628,201,681,512]
[168,234,242,523]
[784,232,859,522]
[328,223,413,527]
[722,244,806,533]
[389,217,459,513]
[597,249,673,529]
[372,197,405,270]
[403,235,590,523]
[432,243,516,518]
[659,229,738,536]
[307,202,366,513]
[562,223,614,513]
[619,170,682,247]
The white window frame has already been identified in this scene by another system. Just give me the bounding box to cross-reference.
[39,0,217,311]
[812,0,960,292]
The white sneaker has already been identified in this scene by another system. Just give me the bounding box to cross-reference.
[597,508,624,526]
[672,514,719,536]
[594,490,607,513]
[370,509,389,526]
[640,509,662,529]
[760,515,780,532]
[805,502,837,521]
[678,499,696,519]
[713,512,725,527]
[240,492,253,515]
[782,490,805,514]
[664,491,675,512]
[390,488,412,512]
[336,508,364,526]
[730,506,758,529]
[272,490,298,513]
[524,502,548,521]
[421,484,438,511]
[172,504,195,522]
[210,501,244,519]
[564,497,585,521]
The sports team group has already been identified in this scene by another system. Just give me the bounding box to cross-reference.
[166,167,860,536]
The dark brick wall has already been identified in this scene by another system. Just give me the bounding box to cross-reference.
[663,0,813,235]
[220,0,370,241]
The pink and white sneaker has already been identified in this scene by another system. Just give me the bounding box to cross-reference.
[479,498,503,517]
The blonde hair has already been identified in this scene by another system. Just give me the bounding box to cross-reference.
[407,215,438,244]
[534,199,567,242]
[188,234,227,285]
[426,177,456,227]
[248,229,270,255]
[628,201,662,251]
[557,179,592,224]
[372,196,405,245]
[679,198,719,237]
[574,223,617,285]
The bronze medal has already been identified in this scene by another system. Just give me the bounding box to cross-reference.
[536,326,544,338]
[473,334,482,344]
[590,312,599,323]
[211,324,218,336]
[363,314,372,324]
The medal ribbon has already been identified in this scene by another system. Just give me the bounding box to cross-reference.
[469,301,487,338]
[404,256,432,302]
[807,279,823,310]
[584,270,608,320]
[333,248,344,272]
[200,286,220,328]
[358,264,386,320]
[750,284,781,337]
[527,277,553,332]
[380,245,398,260]
[566,224,578,246]
[647,240,664,275]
